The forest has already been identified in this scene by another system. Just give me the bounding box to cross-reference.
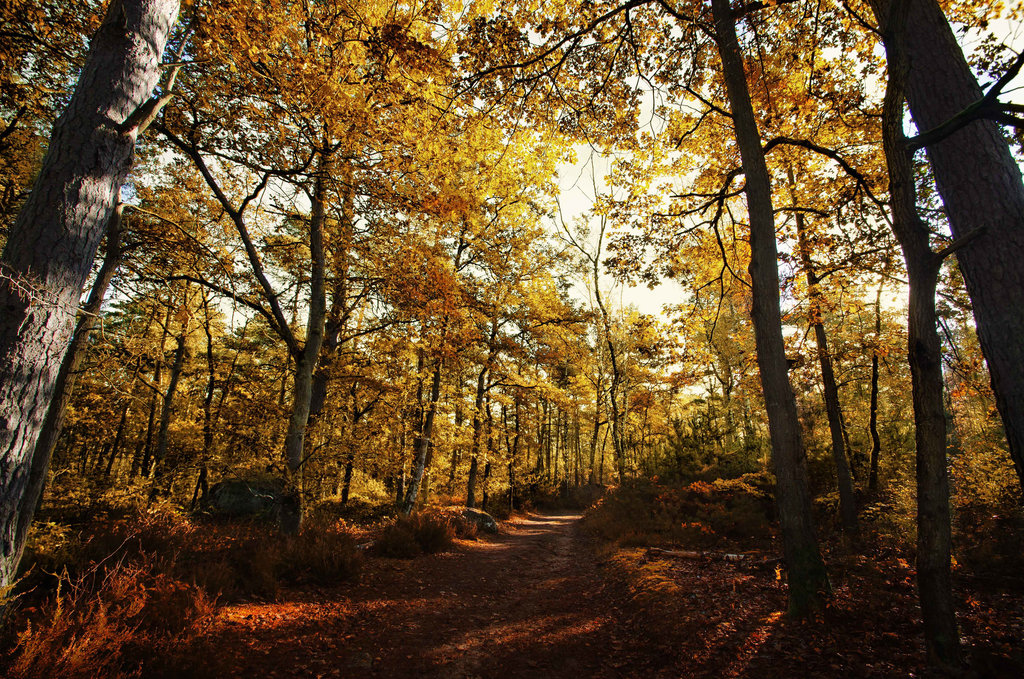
[0,0,1022,676]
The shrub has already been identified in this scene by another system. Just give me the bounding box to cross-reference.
[7,561,214,679]
[280,519,362,585]
[580,475,773,551]
[373,511,457,558]
[311,496,397,525]
[373,521,421,558]
[406,511,456,554]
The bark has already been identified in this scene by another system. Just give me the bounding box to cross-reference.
[711,0,829,617]
[403,361,442,513]
[790,179,857,532]
[465,337,496,509]
[280,159,330,532]
[104,403,130,477]
[20,208,125,544]
[593,260,625,482]
[878,2,962,666]
[869,0,1024,494]
[589,373,603,484]
[466,455,479,509]
[0,0,178,588]
[141,303,172,476]
[481,461,492,512]
[341,455,355,505]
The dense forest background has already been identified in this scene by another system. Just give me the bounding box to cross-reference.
[1,0,1023,676]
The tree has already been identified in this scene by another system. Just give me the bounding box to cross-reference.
[0,0,179,589]
[709,0,830,616]
[866,0,1024,495]
[876,0,966,667]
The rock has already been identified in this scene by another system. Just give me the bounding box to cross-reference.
[204,478,284,519]
[462,507,499,533]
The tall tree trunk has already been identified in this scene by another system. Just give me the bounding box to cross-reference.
[589,373,603,484]
[465,355,491,508]
[0,0,178,589]
[104,402,130,477]
[790,176,857,532]
[481,461,492,512]
[340,454,355,505]
[24,208,125,530]
[879,3,962,667]
[280,157,330,532]
[141,302,172,476]
[711,0,829,617]
[866,0,1024,495]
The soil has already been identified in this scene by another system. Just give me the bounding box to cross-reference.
[162,512,1024,679]
[179,513,664,678]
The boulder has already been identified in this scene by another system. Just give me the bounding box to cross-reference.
[462,507,499,534]
[205,478,284,518]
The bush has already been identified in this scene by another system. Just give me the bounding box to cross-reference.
[373,521,421,558]
[280,519,362,585]
[7,561,215,679]
[309,496,397,525]
[580,475,774,551]
[373,511,457,558]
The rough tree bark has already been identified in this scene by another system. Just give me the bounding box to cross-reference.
[878,1,963,667]
[711,0,830,616]
[16,207,126,551]
[867,0,1024,495]
[0,0,179,588]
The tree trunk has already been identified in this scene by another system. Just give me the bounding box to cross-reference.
[711,0,829,617]
[865,0,1024,495]
[341,454,355,505]
[26,207,125,527]
[105,402,130,477]
[868,287,883,495]
[141,302,172,476]
[0,0,178,588]
[878,3,962,666]
[465,358,490,508]
[403,361,441,514]
[149,323,187,490]
[790,180,857,532]
[281,158,330,532]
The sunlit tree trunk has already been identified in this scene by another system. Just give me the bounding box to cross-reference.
[281,158,330,531]
[0,0,178,588]
[404,361,441,513]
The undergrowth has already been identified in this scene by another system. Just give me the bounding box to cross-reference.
[580,475,775,552]
[373,509,471,558]
[3,509,364,678]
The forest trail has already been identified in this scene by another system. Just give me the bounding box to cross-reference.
[190,513,664,678]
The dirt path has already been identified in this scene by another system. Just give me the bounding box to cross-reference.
[189,513,667,678]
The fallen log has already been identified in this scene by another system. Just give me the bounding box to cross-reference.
[644,547,783,570]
